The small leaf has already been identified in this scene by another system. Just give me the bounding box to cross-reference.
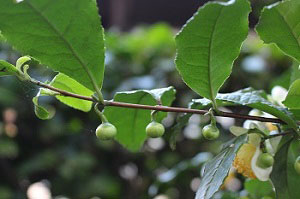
[0,60,19,77]
[32,89,54,120]
[175,0,250,101]
[169,113,192,150]
[283,79,300,109]
[104,87,176,152]
[0,0,105,91]
[256,0,300,62]
[49,73,93,112]
[195,134,247,199]
[270,137,300,199]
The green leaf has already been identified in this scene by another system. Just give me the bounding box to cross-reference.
[0,60,18,77]
[50,73,93,112]
[195,134,247,199]
[283,79,300,109]
[32,89,54,120]
[270,138,300,199]
[0,0,105,91]
[175,0,250,102]
[214,88,298,130]
[244,179,274,199]
[169,113,191,150]
[290,61,300,84]
[290,109,300,120]
[256,0,300,62]
[104,87,176,152]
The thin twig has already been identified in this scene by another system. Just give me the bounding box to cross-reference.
[263,132,294,140]
[30,79,286,124]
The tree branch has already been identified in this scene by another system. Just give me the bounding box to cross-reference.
[30,79,285,124]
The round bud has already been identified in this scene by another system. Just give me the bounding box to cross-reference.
[202,124,220,140]
[256,153,274,169]
[95,122,117,140]
[294,156,300,175]
[146,121,165,138]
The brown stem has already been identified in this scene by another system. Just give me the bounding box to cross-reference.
[30,79,285,124]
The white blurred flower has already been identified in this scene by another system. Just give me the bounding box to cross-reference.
[27,182,51,199]
[271,86,288,106]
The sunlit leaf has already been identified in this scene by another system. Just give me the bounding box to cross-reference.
[175,0,250,101]
[0,0,105,91]
[256,0,300,62]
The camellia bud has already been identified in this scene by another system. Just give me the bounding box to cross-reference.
[146,121,165,138]
[202,124,220,140]
[256,153,274,169]
[294,156,300,175]
[95,122,117,140]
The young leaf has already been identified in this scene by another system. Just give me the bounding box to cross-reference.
[104,87,176,152]
[49,73,93,112]
[0,0,105,91]
[270,138,300,199]
[215,88,298,130]
[32,89,54,120]
[175,0,250,103]
[256,0,300,62]
[0,60,19,77]
[283,79,300,109]
[195,134,247,199]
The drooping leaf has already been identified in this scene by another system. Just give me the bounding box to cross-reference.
[32,89,54,120]
[195,134,247,199]
[104,87,176,152]
[169,113,191,150]
[50,73,93,112]
[175,0,250,101]
[283,79,300,109]
[0,0,105,91]
[214,88,298,130]
[0,60,18,77]
[256,0,300,62]
[270,137,300,199]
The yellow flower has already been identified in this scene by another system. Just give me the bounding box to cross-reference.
[233,134,273,181]
[233,143,257,179]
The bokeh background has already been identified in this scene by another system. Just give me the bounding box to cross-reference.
[0,0,291,198]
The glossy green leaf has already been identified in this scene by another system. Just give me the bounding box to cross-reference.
[0,60,18,77]
[104,87,176,152]
[175,0,250,101]
[32,89,54,120]
[256,0,300,62]
[214,88,298,130]
[271,138,300,199]
[283,79,300,109]
[0,0,105,91]
[50,73,93,112]
[195,134,247,199]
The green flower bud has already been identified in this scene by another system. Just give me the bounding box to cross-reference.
[202,124,220,140]
[294,156,300,175]
[96,122,117,140]
[256,153,274,169]
[146,121,165,138]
